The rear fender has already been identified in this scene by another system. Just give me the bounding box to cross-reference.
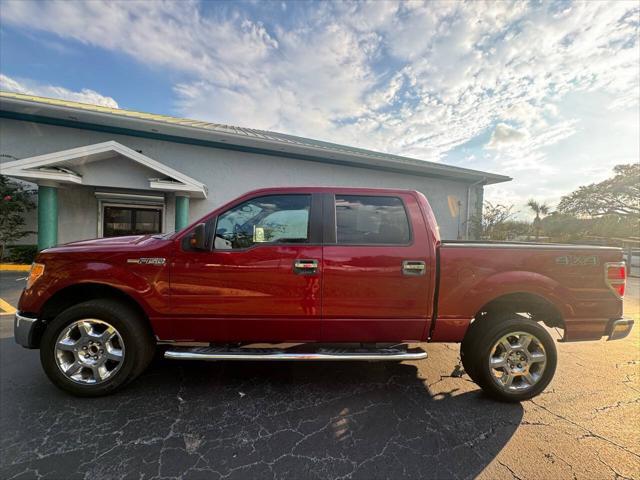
[467,271,573,319]
[432,270,572,342]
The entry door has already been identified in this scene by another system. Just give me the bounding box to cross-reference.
[170,194,323,343]
[321,193,433,342]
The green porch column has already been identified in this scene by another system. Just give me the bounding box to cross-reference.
[37,185,58,251]
[175,195,190,231]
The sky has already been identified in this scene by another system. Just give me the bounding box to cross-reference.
[0,0,638,218]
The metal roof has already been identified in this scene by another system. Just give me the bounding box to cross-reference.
[0,91,511,185]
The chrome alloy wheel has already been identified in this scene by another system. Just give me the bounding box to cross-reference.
[55,319,125,384]
[488,331,547,392]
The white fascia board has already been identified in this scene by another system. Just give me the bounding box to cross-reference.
[1,142,115,170]
[149,180,207,198]
[1,167,82,184]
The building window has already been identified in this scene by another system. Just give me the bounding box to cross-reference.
[103,206,163,237]
[335,195,411,245]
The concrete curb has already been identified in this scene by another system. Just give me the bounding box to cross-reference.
[0,264,31,272]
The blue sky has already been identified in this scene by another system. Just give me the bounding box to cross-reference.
[1,0,638,217]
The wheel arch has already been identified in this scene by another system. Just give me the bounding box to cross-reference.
[34,282,154,348]
[473,291,565,330]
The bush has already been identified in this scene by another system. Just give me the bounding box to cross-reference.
[6,244,38,264]
[0,175,36,259]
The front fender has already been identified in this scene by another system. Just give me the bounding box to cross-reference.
[18,259,168,317]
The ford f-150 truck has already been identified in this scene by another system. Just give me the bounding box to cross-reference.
[15,187,633,401]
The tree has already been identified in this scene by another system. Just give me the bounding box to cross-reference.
[539,212,639,243]
[0,176,36,260]
[527,199,550,240]
[557,163,640,218]
[494,219,532,240]
[472,201,516,240]
[540,212,586,243]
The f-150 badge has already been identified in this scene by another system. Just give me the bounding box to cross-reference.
[127,257,166,265]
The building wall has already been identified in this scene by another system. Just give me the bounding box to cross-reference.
[58,185,98,241]
[0,118,481,242]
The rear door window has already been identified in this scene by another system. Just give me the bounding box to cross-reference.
[335,195,411,245]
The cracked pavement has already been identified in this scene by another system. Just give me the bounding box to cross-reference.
[1,272,638,479]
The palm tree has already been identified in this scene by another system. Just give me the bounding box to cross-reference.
[527,199,550,240]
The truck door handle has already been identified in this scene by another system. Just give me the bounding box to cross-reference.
[402,260,426,276]
[293,259,319,275]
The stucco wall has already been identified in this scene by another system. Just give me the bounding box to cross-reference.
[57,185,98,242]
[0,118,481,242]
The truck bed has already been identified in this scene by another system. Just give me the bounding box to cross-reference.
[433,241,624,342]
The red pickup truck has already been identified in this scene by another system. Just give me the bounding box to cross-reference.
[15,187,632,401]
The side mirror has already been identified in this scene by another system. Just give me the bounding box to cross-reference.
[188,223,207,250]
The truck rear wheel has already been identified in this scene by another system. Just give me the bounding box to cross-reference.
[462,316,557,402]
[40,299,155,397]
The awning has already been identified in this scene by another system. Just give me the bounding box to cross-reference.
[1,140,208,198]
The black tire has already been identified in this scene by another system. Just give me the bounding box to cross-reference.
[40,299,155,397]
[461,313,527,382]
[460,317,485,382]
[464,316,557,402]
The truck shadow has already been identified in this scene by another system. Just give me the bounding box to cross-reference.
[1,341,523,480]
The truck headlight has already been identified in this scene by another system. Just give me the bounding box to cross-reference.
[26,263,45,289]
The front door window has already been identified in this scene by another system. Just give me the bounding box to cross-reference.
[214,195,311,249]
[103,206,162,237]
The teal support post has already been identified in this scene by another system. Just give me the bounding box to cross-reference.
[37,185,58,251]
[175,195,190,231]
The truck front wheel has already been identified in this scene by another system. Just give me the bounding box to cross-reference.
[40,299,155,397]
[462,316,557,402]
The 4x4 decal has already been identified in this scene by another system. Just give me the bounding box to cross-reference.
[555,255,598,266]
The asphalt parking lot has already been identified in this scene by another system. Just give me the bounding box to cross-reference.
[1,270,638,480]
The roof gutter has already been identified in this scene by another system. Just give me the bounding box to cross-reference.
[465,177,486,239]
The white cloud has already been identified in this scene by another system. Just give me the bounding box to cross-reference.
[486,123,529,149]
[0,74,119,108]
[1,0,638,210]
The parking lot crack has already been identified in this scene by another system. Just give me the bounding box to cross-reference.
[595,451,635,480]
[155,365,189,479]
[497,460,524,480]
[531,400,640,459]
[592,398,640,414]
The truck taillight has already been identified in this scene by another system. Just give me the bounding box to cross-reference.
[605,262,626,298]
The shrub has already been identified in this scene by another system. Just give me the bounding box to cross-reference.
[0,176,36,259]
[6,244,38,264]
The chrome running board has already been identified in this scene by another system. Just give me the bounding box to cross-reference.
[164,346,427,362]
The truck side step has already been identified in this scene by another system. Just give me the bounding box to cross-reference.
[164,345,428,362]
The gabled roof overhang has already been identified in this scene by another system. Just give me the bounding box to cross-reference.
[1,140,207,198]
